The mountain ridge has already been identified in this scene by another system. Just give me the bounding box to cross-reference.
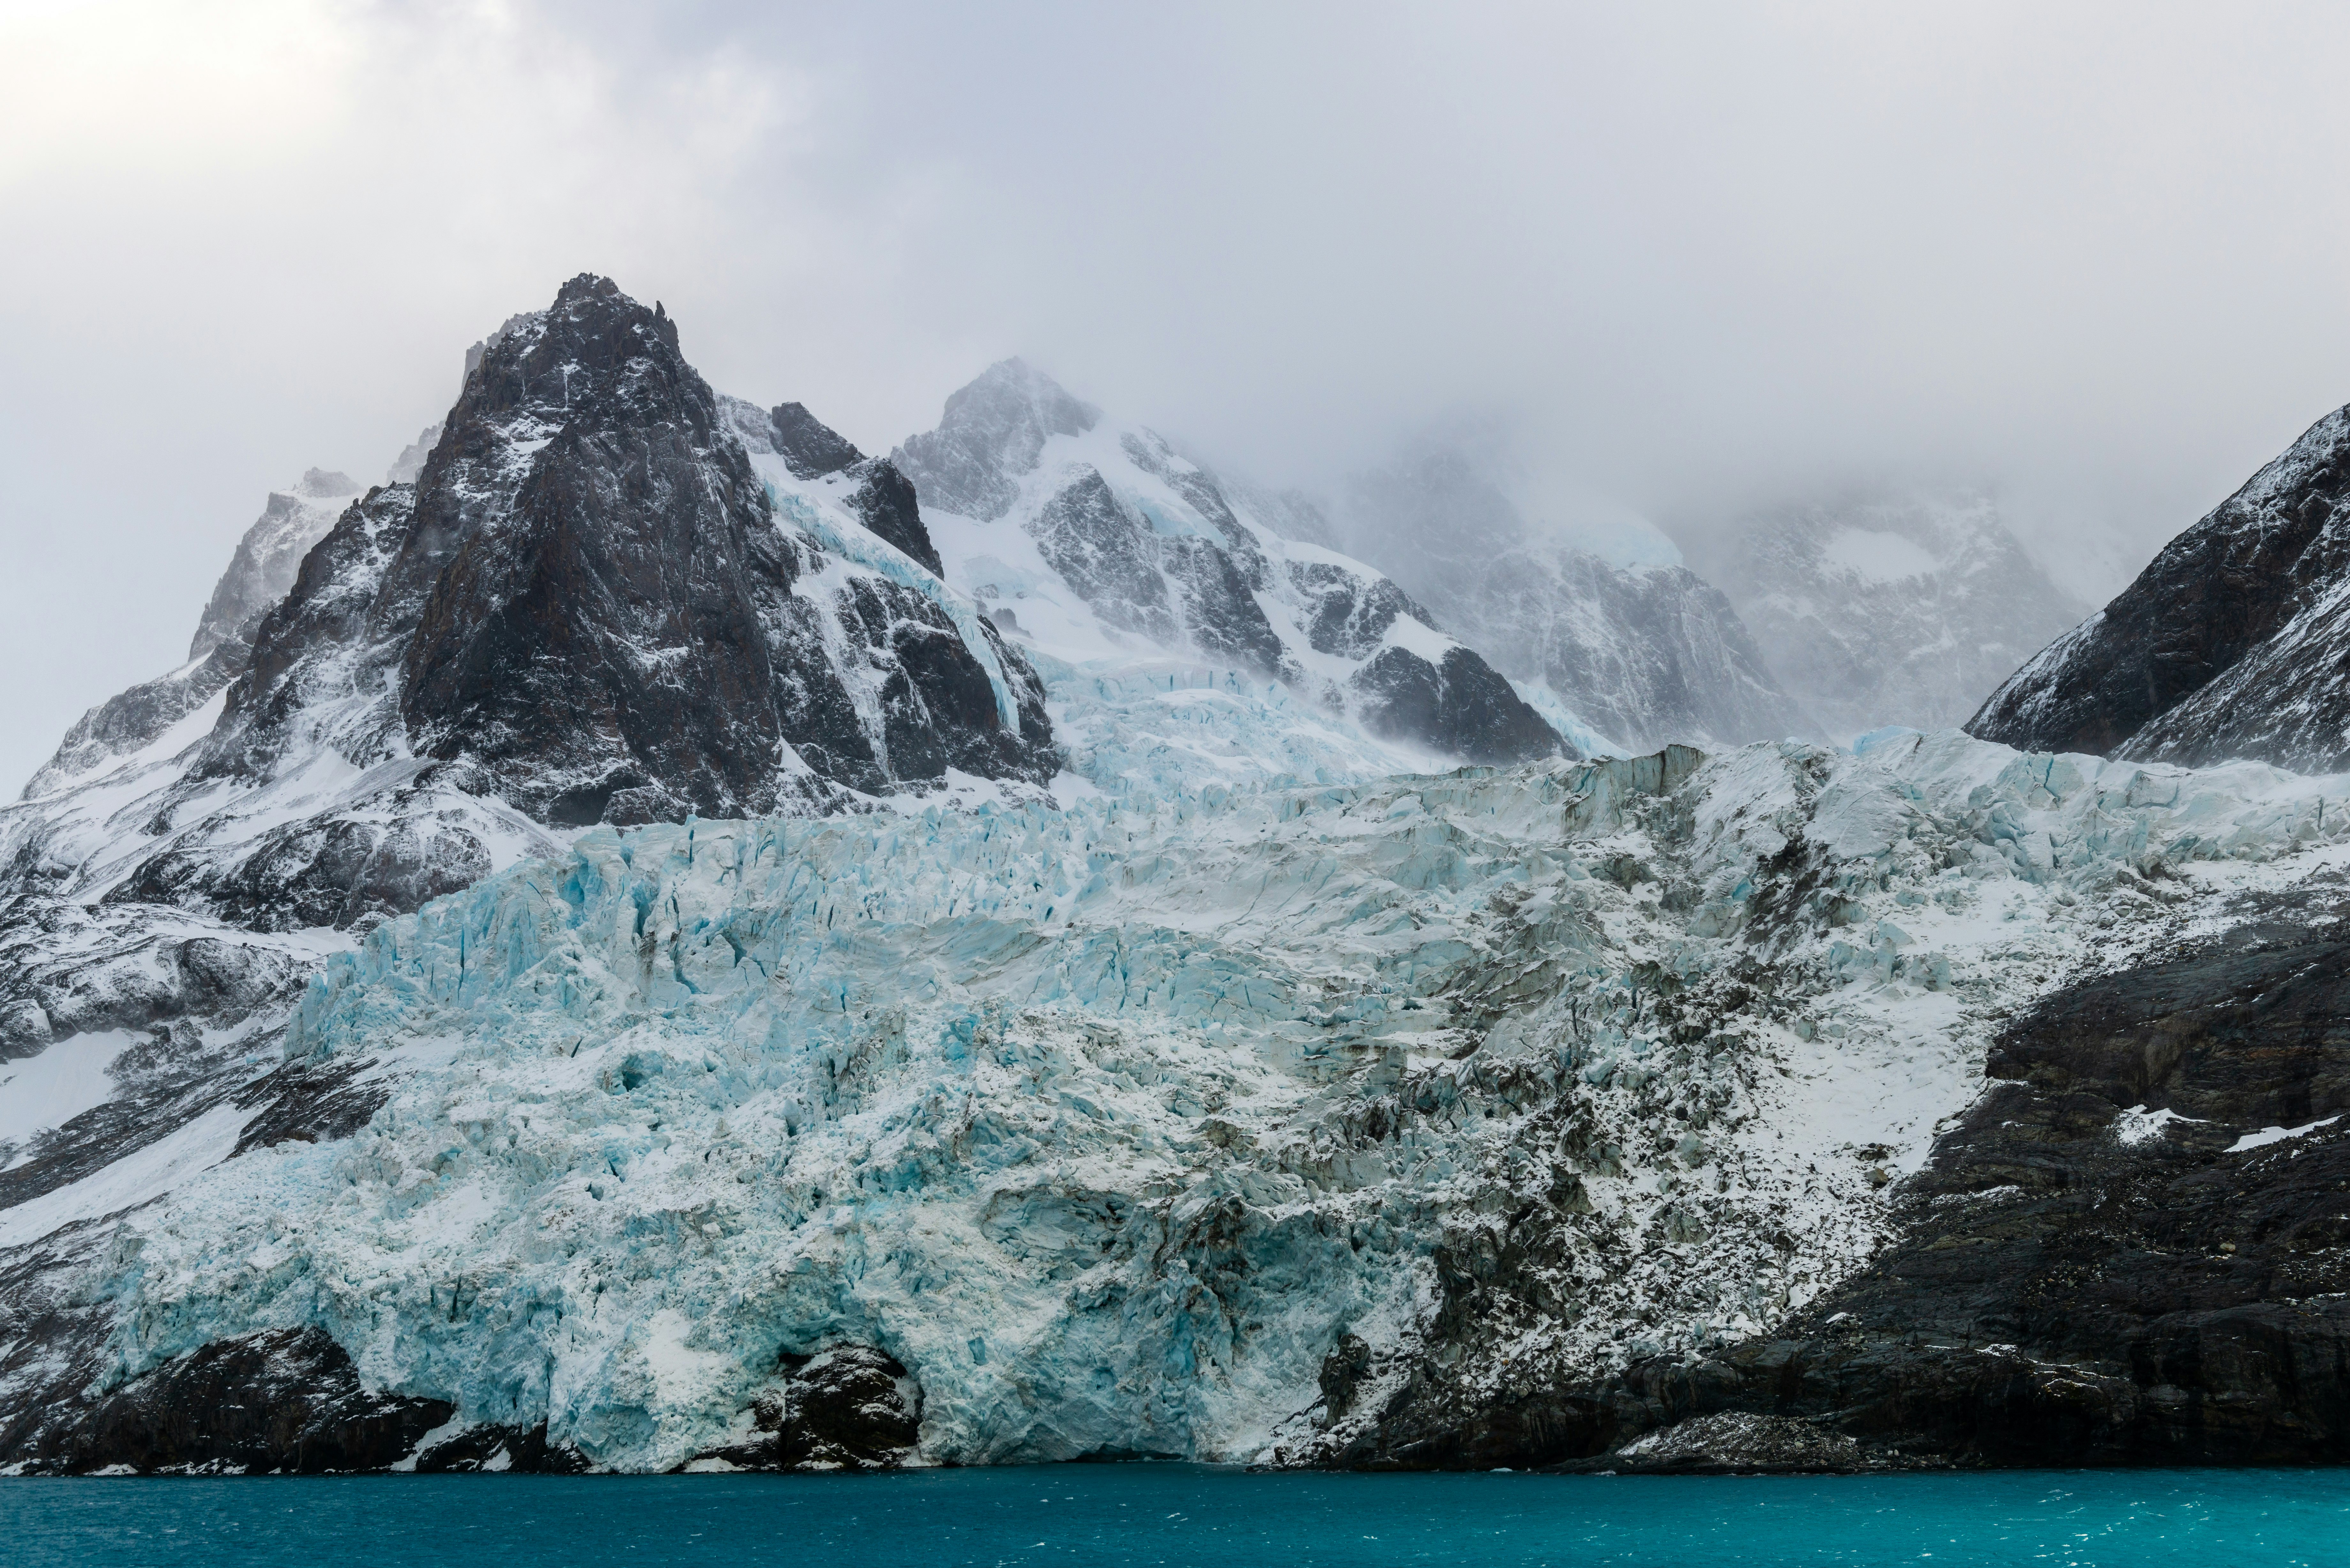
[1970,402,2350,769]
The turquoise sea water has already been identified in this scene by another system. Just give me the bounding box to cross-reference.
[4,1466,2347,1568]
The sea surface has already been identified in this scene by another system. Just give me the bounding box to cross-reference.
[4,1465,2347,1567]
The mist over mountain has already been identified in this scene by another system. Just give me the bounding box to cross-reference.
[1676,489,2093,743]
[1319,442,1807,753]
[18,0,2350,1497]
[7,271,2350,1479]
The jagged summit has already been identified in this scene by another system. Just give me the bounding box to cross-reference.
[891,360,1564,769]
[894,358,1102,522]
[4,275,1056,940]
[1970,402,2350,769]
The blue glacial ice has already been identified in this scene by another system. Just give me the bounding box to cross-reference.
[88,731,2350,1470]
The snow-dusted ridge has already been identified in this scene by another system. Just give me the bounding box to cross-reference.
[892,360,1566,775]
[27,728,2348,1471]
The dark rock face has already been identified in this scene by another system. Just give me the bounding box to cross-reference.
[1337,915,2350,1470]
[1350,646,1562,766]
[1971,405,2350,768]
[768,400,865,479]
[841,459,944,576]
[1286,562,1427,660]
[696,1346,924,1471]
[230,1052,394,1158]
[392,277,841,821]
[411,1422,592,1474]
[6,1328,453,1475]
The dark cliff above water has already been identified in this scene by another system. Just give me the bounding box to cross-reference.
[1330,908,2350,1472]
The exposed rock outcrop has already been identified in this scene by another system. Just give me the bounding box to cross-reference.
[4,1328,452,1475]
[1971,403,2350,769]
[696,1346,924,1471]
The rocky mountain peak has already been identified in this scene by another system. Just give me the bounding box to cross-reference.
[892,357,1101,521]
[1969,403,2350,768]
[11,275,1055,939]
[767,401,865,479]
[294,469,359,500]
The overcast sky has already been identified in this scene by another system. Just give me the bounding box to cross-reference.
[10,1,2350,791]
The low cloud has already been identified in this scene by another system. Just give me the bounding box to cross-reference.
[7,1,2350,787]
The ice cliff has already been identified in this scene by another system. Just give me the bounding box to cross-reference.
[16,728,2348,1471]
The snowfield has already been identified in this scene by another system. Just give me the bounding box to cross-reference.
[44,727,2350,1472]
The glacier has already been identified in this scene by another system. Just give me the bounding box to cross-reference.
[44,727,2350,1472]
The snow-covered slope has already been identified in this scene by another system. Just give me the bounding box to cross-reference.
[1973,402,2350,772]
[1335,445,1809,753]
[890,361,1565,781]
[1685,489,2090,743]
[8,726,2348,1472]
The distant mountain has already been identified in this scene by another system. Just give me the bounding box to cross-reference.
[22,471,365,803]
[1971,403,2350,769]
[1686,490,2089,743]
[1330,446,1808,753]
[891,359,1564,771]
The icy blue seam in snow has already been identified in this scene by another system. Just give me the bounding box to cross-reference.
[1852,726,1923,756]
[767,484,1021,731]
